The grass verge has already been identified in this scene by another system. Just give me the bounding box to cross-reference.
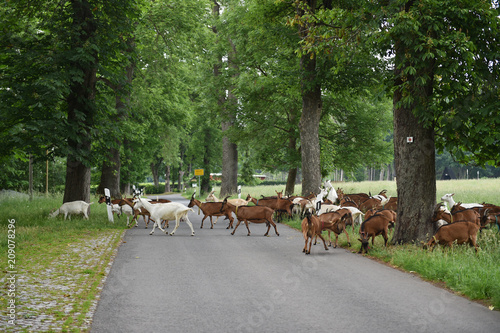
[1,194,127,332]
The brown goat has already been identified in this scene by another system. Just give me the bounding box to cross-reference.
[358,214,394,254]
[432,203,480,228]
[343,193,370,206]
[482,207,500,230]
[364,208,396,223]
[425,221,481,252]
[359,198,384,213]
[384,197,398,211]
[188,194,234,229]
[301,213,328,254]
[315,211,352,248]
[221,200,279,236]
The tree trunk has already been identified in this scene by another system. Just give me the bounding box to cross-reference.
[285,167,298,196]
[221,123,238,196]
[63,0,97,204]
[164,165,171,193]
[151,161,160,187]
[220,38,239,197]
[97,147,121,198]
[298,0,322,196]
[97,39,134,199]
[392,22,436,243]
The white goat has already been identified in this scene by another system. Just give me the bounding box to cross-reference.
[341,206,365,226]
[134,198,195,236]
[440,193,483,210]
[111,204,135,226]
[49,201,93,220]
[317,204,340,215]
[323,180,339,203]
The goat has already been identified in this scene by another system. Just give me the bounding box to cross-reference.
[359,196,390,213]
[384,197,398,211]
[343,192,370,206]
[188,193,234,229]
[341,206,365,227]
[432,203,480,228]
[49,201,93,220]
[134,198,195,236]
[275,190,294,219]
[425,221,481,252]
[315,210,352,248]
[440,193,483,210]
[323,180,339,204]
[339,197,358,208]
[358,214,394,254]
[365,208,397,224]
[301,213,328,254]
[205,190,250,206]
[482,207,500,231]
[118,198,153,228]
[221,199,279,236]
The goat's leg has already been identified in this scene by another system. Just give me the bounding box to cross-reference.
[244,220,251,236]
[209,216,214,229]
[200,216,207,229]
[307,237,313,254]
[317,233,329,251]
[149,221,158,235]
[264,222,271,236]
[231,220,242,235]
[169,218,180,235]
[270,220,280,236]
[344,228,351,247]
[226,215,234,229]
[183,216,195,236]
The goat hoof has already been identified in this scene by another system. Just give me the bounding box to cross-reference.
[231,232,235,235]
[210,226,213,229]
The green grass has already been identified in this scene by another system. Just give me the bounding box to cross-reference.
[0,193,127,332]
[198,179,500,309]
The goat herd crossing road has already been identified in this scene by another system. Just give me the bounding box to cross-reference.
[91,194,499,333]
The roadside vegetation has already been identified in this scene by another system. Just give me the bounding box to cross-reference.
[0,194,126,332]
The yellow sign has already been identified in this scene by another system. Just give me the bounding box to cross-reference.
[194,169,204,176]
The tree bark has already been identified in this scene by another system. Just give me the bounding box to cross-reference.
[299,55,322,196]
[63,0,97,203]
[392,17,436,243]
[220,38,239,197]
[97,38,134,199]
[164,165,171,193]
[97,147,121,198]
[285,167,298,196]
[298,0,322,196]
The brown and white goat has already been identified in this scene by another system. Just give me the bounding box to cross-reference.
[425,221,481,252]
[221,199,279,236]
[358,214,394,254]
[188,194,234,229]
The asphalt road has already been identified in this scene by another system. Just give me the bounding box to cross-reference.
[91,194,500,333]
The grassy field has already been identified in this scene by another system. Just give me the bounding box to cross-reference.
[203,178,500,309]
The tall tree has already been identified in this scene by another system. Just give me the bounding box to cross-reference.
[296,0,323,195]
